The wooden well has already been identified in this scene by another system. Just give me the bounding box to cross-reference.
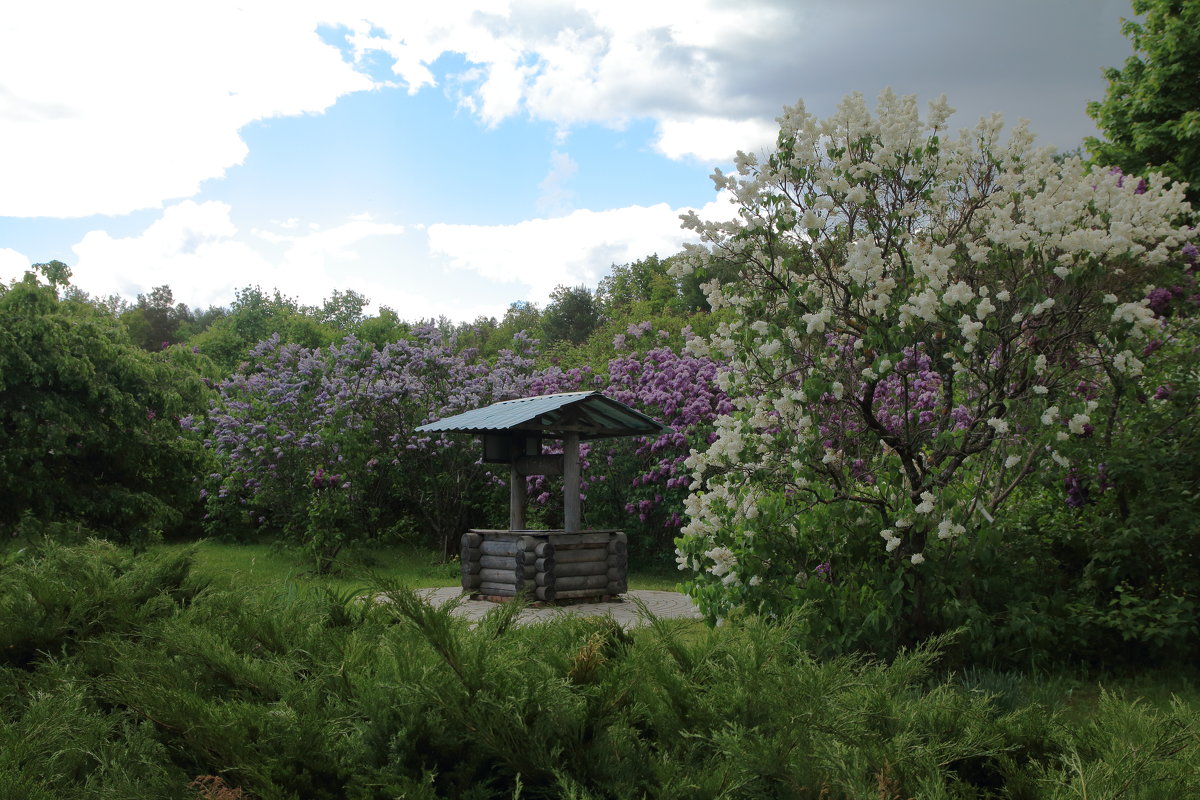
[415,391,665,603]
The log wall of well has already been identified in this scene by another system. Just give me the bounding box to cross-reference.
[460,529,628,602]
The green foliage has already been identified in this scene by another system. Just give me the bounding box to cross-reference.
[597,253,739,317]
[0,276,214,541]
[3,543,1199,798]
[1087,0,1200,203]
[121,284,196,352]
[187,285,341,372]
[541,284,602,348]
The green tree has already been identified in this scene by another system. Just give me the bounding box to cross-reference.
[188,286,339,371]
[541,284,601,347]
[316,288,370,331]
[1087,0,1200,203]
[121,285,195,351]
[0,275,214,541]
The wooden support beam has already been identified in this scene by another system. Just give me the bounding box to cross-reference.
[509,461,525,531]
[563,430,581,533]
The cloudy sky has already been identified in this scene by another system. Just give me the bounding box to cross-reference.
[0,0,1135,321]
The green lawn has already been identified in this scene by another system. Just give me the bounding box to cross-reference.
[169,539,684,594]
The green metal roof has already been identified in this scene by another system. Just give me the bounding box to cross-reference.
[415,391,668,440]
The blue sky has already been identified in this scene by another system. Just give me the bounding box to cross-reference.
[0,0,1136,322]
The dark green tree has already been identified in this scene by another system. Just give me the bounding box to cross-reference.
[540,284,601,346]
[121,285,195,351]
[0,275,214,541]
[1087,0,1200,203]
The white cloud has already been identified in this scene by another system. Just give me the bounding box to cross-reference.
[0,1,374,217]
[1,0,1128,223]
[72,201,270,306]
[426,192,737,304]
[654,115,779,163]
[69,201,409,311]
[348,0,790,160]
[0,247,32,284]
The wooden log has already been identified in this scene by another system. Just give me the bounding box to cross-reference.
[607,567,624,582]
[478,582,526,596]
[479,554,510,570]
[478,567,523,585]
[607,581,627,595]
[554,546,609,564]
[552,574,610,591]
[461,574,482,589]
[480,539,521,556]
[606,538,627,555]
[553,561,610,578]
[477,584,521,597]
[479,554,531,570]
[461,547,481,563]
[549,532,618,546]
[534,541,555,558]
[543,588,612,600]
[518,535,542,555]
[606,553,628,568]
[461,532,483,549]
[533,571,555,587]
[534,556,556,573]
[460,560,482,575]
[534,586,556,602]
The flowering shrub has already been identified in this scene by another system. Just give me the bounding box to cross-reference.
[672,89,1196,640]
[588,331,731,562]
[193,327,542,569]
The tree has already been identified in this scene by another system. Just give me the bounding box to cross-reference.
[121,284,194,351]
[317,289,370,331]
[0,274,213,541]
[1087,0,1200,203]
[673,89,1195,646]
[188,286,340,371]
[541,284,601,347]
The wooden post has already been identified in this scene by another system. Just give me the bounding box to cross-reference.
[564,430,580,532]
[509,441,526,531]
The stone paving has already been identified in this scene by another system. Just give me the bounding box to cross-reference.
[417,586,704,627]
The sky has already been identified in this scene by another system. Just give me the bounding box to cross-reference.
[0,0,1137,323]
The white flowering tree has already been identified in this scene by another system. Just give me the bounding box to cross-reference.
[673,90,1194,639]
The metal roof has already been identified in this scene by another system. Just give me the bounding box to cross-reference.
[415,390,668,440]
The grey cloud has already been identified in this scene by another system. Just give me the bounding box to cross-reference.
[685,0,1134,148]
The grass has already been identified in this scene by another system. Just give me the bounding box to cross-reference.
[175,539,1200,716]
[170,539,684,594]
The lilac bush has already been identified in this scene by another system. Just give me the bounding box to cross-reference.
[192,327,542,569]
[672,90,1196,631]
[193,310,730,570]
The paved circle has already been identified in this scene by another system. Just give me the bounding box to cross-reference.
[417,587,704,627]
